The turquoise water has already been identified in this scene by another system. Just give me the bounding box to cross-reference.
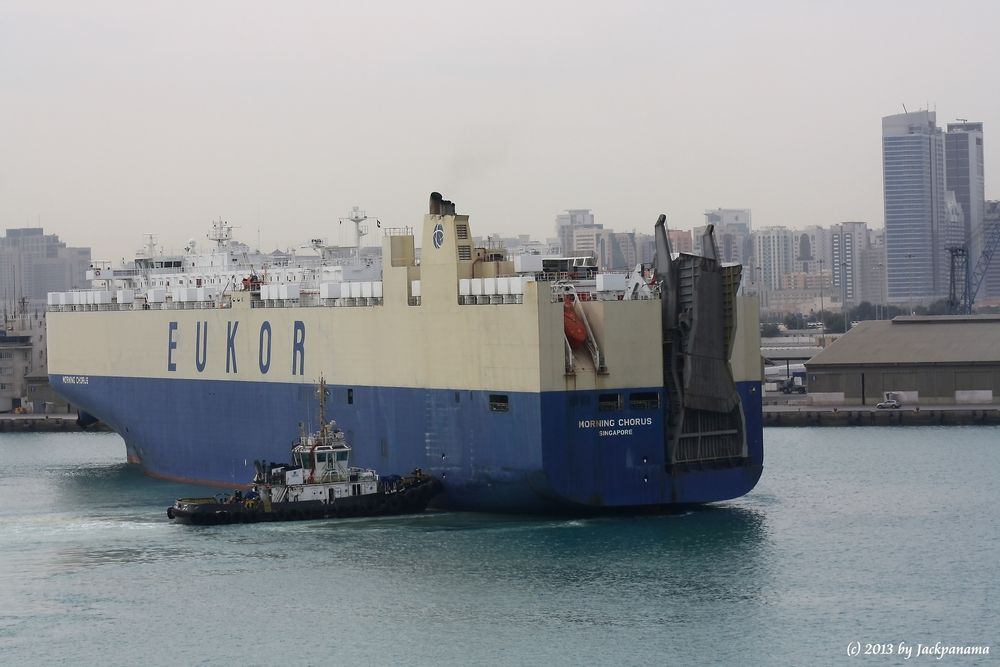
[1,428,997,665]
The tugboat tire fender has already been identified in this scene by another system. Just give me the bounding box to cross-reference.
[167,507,175,520]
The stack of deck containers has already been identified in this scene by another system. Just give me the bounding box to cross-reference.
[147,288,166,307]
[595,273,627,299]
[320,282,342,306]
[117,290,135,309]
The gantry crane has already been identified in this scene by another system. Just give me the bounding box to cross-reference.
[948,206,1000,314]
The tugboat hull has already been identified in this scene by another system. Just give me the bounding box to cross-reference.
[167,477,441,525]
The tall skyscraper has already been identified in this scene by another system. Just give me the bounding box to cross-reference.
[882,111,948,301]
[945,122,985,265]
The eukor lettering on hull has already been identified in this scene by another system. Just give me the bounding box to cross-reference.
[166,320,307,376]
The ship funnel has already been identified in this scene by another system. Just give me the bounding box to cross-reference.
[428,191,456,216]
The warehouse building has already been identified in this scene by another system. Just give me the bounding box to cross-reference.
[805,315,1000,405]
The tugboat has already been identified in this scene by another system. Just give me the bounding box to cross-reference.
[167,379,441,525]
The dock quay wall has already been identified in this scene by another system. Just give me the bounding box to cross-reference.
[0,414,112,432]
[764,406,1000,427]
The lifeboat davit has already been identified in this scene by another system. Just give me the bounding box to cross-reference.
[563,299,587,349]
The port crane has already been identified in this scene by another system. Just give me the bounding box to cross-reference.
[948,202,1000,314]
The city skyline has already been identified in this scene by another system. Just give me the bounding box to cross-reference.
[2,2,999,262]
[10,204,1000,319]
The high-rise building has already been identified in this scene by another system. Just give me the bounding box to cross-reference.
[945,122,985,266]
[0,228,91,312]
[569,225,603,257]
[752,226,795,292]
[667,229,693,254]
[859,229,887,306]
[830,222,873,306]
[793,225,830,274]
[882,111,948,301]
[595,231,639,270]
[695,208,752,265]
[554,209,600,255]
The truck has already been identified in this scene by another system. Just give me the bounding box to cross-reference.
[779,375,807,394]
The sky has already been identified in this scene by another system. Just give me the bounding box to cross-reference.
[2,1,999,261]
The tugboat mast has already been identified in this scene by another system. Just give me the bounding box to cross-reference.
[316,376,330,444]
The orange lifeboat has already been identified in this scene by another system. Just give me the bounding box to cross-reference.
[564,299,587,349]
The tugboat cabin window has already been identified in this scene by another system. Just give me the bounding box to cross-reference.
[598,393,622,411]
[336,451,348,462]
[629,392,659,409]
[489,394,509,412]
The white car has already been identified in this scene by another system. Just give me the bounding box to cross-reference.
[876,399,901,409]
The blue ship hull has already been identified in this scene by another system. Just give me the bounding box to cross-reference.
[52,374,762,512]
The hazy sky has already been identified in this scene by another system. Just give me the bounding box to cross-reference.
[3,1,999,261]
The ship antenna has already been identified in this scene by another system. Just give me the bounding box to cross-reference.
[207,218,234,248]
[337,206,371,255]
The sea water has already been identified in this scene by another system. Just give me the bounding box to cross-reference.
[0,428,997,666]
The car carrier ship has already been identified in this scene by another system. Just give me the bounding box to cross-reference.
[46,192,763,512]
